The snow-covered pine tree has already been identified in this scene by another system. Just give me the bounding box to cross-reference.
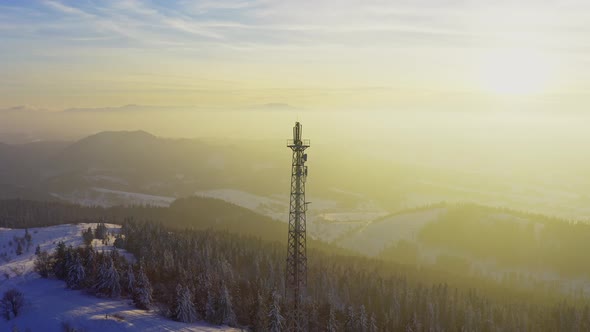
[327,305,339,332]
[133,263,152,310]
[308,300,319,331]
[345,305,356,332]
[94,255,121,297]
[175,284,198,323]
[391,292,401,327]
[219,284,236,326]
[162,250,174,272]
[358,304,368,332]
[268,291,284,332]
[124,264,135,295]
[369,312,378,332]
[83,246,97,286]
[254,292,269,332]
[205,288,217,323]
[410,311,422,332]
[94,222,108,240]
[63,248,74,280]
[66,253,86,289]
[464,304,475,331]
[53,241,67,279]
[220,258,234,284]
[82,226,94,245]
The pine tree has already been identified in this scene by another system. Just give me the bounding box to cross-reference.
[327,305,339,332]
[345,305,356,332]
[123,264,135,295]
[219,284,237,326]
[175,284,197,323]
[358,304,368,332]
[94,223,108,240]
[409,311,421,332]
[94,255,121,297]
[82,226,94,245]
[369,312,378,332]
[53,241,67,279]
[66,253,85,289]
[254,292,269,332]
[133,263,152,310]
[84,246,97,284]
[205,289,217,323]
[268,291,284,332]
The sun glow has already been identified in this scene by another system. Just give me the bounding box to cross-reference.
[479,49,554,95]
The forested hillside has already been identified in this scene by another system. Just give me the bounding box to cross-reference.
[0,197,284,239]
[40,219,590,331]
[376,203,590,281]
[5,198,590,330]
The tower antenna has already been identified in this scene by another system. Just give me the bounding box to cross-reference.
[285,121,309,331]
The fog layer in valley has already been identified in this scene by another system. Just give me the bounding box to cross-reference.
[1,106,588,220]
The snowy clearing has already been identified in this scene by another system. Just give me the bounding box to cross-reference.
[194,188,390,242]
[194,188,287,221]
[52,188,176,207]
[335,208,445,256]
[0,224,236,332]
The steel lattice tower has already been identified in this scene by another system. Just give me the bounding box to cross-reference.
[286,122,309,331]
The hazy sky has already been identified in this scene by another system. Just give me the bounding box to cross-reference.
[1,0,590,110]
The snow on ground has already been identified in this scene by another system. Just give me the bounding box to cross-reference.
[0,224,236,332]
[0,223,120,281]
[335,208,446,256]
[194,189,391,242]
[318,212,388,222]
[52,188,176,207]
[194,189,287,221]
[83,174,129,186]
[92,188,175,206]
[1,277,236,332]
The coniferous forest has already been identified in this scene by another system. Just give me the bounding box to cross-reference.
[33,217,590,332]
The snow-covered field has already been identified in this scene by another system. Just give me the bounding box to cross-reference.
[335,208,445,256]
[194,188,390,242]
[0,224,235,332]
[52,188,176,208]
[194,189,287,221]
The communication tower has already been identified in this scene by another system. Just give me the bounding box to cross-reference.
[285,122,309,331]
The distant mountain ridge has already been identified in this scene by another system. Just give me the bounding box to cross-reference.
[0,130,288,205]
[63,104,149,113]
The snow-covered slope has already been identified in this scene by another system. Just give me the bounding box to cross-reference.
[194,188,389,242]
[194,189,286,221]
[0,224,236,332]
[51,188,176,208]
[334,208,445,256]
[0,223,114,281]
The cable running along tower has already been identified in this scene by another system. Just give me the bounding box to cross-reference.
[286,122,309,331]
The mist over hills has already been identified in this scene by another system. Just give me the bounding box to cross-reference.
[1,128,590,221]
[0,129,589,292]
[2,129,590,330]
